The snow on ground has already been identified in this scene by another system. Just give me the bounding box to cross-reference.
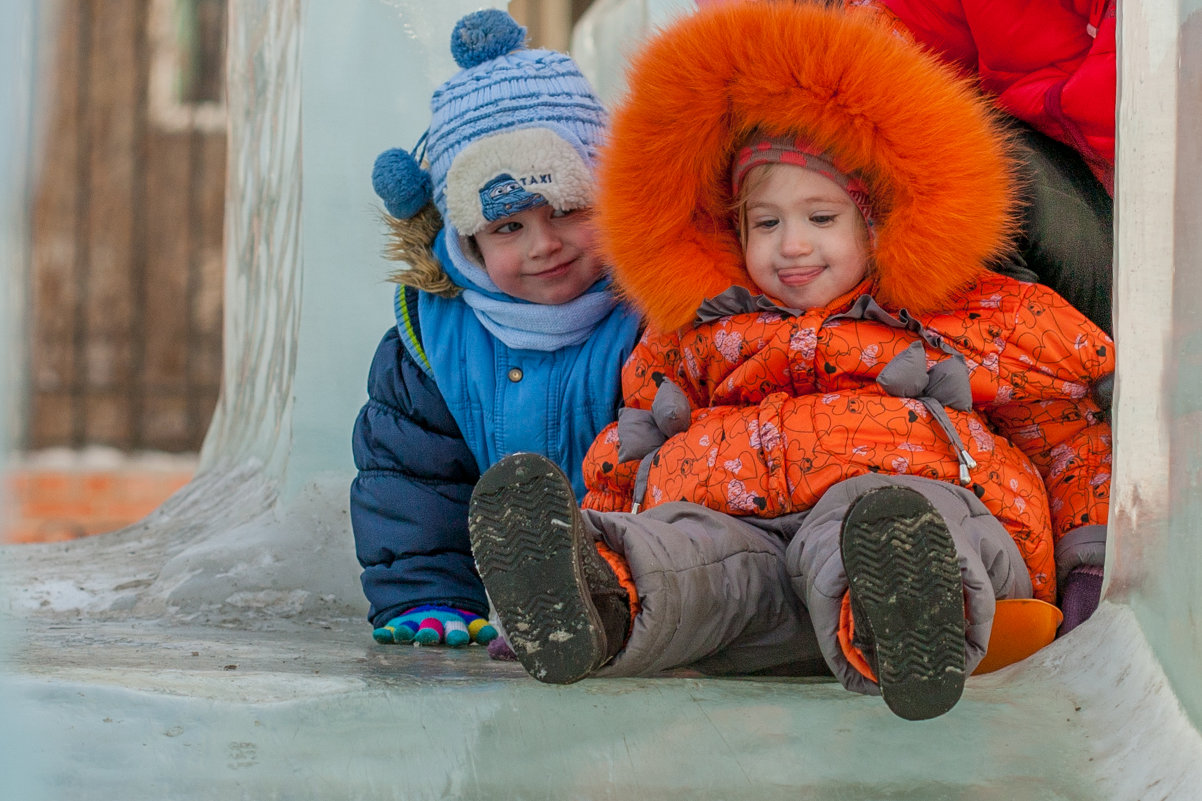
[3,467,362,627]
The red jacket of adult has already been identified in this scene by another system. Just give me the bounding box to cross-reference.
[854,0,1116,194]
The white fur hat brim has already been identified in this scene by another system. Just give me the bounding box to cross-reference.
[445,127,594,235]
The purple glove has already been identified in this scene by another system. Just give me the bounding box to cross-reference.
[486,635,518,661]
[1059,565,1104,635]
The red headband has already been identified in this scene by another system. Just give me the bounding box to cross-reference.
[732,135,875,231]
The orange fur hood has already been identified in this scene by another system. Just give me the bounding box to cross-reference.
[596,2,1019,332]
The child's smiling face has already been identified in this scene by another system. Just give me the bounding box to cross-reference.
[474,205,604,305]
[741,163,870,310]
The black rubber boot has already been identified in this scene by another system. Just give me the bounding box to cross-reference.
[840,485,966,721]
[469,452,630,684]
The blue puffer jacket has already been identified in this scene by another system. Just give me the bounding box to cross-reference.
[351,320,484,624]
[350,267,640,627]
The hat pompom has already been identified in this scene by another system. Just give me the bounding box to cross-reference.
[450,10,526,69]
[372,148,432,220]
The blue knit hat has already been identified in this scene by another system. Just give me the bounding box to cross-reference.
[372,10,607,236]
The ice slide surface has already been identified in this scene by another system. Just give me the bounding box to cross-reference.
[3,1,1202,799]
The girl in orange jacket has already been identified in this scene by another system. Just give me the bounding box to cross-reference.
[467,2,1113,721]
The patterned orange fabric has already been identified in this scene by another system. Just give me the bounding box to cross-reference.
[596,541,641,629]
[584,272,1114,603]
[838,592,878,683]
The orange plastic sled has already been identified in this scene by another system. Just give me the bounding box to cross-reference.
[973,598,1063,674]
[839,595,1065,681]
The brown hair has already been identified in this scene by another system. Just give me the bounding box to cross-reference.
[382,203,461,297]
[729,162,777,245]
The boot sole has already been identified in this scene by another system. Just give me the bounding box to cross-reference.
[841,485,966,721]
[468,452,605,684]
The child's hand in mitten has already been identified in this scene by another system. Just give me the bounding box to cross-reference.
[487,634,518,661]
[1058,565,1104,635]
[372,605,498,646]
[1054,524,1106,635]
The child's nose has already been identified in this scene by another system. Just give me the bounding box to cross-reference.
[528,221,562,257]
[780,226,813,256]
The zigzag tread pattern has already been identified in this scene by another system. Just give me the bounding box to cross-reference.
[468,453,605,683]
[469,479,574,574]
[841,488,966,715]
[843,514,960,608]
[874,625,966,686]
[507,592,591,642]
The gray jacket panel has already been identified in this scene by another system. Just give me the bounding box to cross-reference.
[584,503,824,678]
[1054,523,1107,585]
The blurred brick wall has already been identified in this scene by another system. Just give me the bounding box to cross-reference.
[3,453,195,543]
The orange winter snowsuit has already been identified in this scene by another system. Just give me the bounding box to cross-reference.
[578,2,1114,609]
[583,274,1112,604]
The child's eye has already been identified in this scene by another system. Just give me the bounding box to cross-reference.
[810,213,837,225]
[751,218,779,231]
[491,221,522,234]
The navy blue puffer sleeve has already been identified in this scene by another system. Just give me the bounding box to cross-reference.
[350,326,486,627]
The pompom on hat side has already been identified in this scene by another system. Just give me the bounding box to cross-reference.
[372,145,432,221]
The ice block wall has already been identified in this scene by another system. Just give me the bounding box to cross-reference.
[1107,0,1202,726]
[205,0,505,500]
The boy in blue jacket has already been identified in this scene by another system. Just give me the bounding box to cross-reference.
[350,10,641,646]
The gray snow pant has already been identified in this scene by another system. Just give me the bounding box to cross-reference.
[587,474,1033,695]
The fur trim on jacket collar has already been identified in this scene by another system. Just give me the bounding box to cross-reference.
[596,2,1020,332]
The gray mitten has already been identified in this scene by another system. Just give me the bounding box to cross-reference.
[617,380,691,462]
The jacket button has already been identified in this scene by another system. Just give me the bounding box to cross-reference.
[507,367,523,382]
